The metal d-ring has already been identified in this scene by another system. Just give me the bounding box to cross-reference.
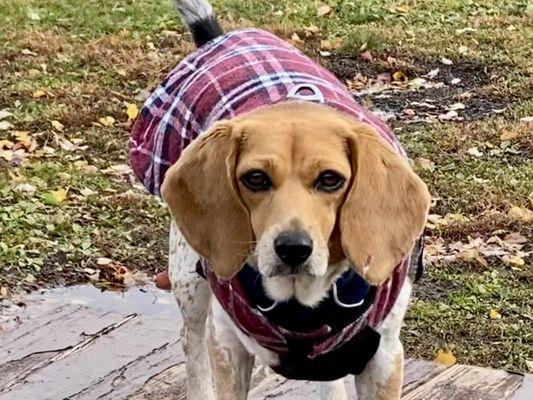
[286,83,325,104]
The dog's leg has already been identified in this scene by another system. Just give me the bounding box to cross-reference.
[169,222,215,400]
[319,379,348,400]
[354,281,411,400]
[207,300,255,400]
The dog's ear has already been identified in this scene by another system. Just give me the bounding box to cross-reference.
[339,122,430,285]
[161,121,252,278]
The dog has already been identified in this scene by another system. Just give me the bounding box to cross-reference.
[129,1,431,399]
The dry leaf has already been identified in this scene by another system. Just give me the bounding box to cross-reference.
[466,147,483,157]
[99,116,115,127]
[502,232,527,245]
[441,57,453,65]
[508,206,533,223]
[0,109,12,120]
[126,103,139,120]
[448,102,465,111]
[304,25,320,36]
[519,116,533,123]
[500,129,519,141]
[97,257,113,266]
[0,120,13,130]
[51,120,64,131]
[0,150,13,161]
[434,349,456,366]
[103,163,132,175]
[451,77,462,85]
[14,183,37,195]
[360,50,373,62]
[526,360,533,373]
[13,131,32,148]
[290,32,304,44]
[502,255,525,267]
[489,309,502,319]
[0,139,13,149]
[438,110,458,120]
[32,90,46,98]
[416,157,435,171]
[80,188,97,197]
[395,4,410,13]
[317,4,332,17]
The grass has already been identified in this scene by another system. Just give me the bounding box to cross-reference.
[0,0,531,372]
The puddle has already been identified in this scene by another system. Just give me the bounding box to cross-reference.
[0,284,179,334]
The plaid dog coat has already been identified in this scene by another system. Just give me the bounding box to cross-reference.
[130,28,413,380]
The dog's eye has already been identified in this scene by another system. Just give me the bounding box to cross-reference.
[315,170,345,192]
[241,170,272,192]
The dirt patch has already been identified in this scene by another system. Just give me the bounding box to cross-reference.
[328,54,521,127]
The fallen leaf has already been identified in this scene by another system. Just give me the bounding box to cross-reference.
[519,116,533,122]
[434,349,456,366]
[416,157,436,171]
[451,77,462,85]
[0,109,12,120]
[0,120,13,130]
[317,4,332,17]
[51,120,64,131]
[360,50,373,62]
[320,38,342,51]
[502,255,525,267]
[458,45,469,55]
[21,48,37,56]
[0,150,13,161]
[32,90,46,98]
[304,25,320,36]
[489,309,502,319]
[425,68,439,79]
[526,360,533,373]
[448,102,465,111]
[79,188,97,197]
[441,57,453,65]
[0,139,13,149]
[14,183,37,196]
[41,188,68,205]
[395,4,410,13]
[392,71,408,82]
[466,147,483,157]
[438,110,458,120]
[502,232,528,245]
[126,103,139,120]
[508,206,533,223]
[99,116,115,127]
[102,164,132,175]
[14,131,33,148]
[290,32,304,45]
[0,286,9,299]
[97,257,113,266]
[459,249,488,267]
[500,129,519,141]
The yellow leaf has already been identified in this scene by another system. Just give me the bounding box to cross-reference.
[0,139,14,149]
[317,4,332,17]
[32,90,46,98]
[14,131,33,148]
[42,188,68,205]
[500,129,519,141]
[392,71,408,82]
[434,349,456,366]
[396,4,410,13]
[489,309,502,320]
[126,104,139,120]
[502,255,525,267]
[0,150,13,161]
[99,116,115,127]
[508,206,533,223]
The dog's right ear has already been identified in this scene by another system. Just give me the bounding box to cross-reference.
[161,121,253,278]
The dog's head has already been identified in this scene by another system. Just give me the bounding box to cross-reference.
[162,102,430,305]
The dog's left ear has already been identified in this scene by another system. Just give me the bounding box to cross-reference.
[340,122,431,286]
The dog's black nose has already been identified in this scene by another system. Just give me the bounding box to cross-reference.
[274,231,313,268]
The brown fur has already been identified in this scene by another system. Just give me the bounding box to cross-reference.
[162,102,430,283]
[377,351,404,400]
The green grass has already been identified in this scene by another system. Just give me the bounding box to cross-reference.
[0,0,531,372]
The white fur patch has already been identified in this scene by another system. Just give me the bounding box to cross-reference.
[173,0,214,26]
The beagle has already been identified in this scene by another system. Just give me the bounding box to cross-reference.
[129,1,431,399]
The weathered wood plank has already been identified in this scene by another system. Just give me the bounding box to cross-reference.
[402,358,448,395]
[0,304,130,363]
[0,316,180,400]
[127,363,187,400]
[509,373,533,400]
[403,364,524,400]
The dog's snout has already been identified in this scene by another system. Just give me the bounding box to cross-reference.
[274,231,313,268]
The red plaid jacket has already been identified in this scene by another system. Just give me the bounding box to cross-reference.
[130,29,410,375]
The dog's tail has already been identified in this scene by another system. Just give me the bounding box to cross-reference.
[172,0,223,47]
